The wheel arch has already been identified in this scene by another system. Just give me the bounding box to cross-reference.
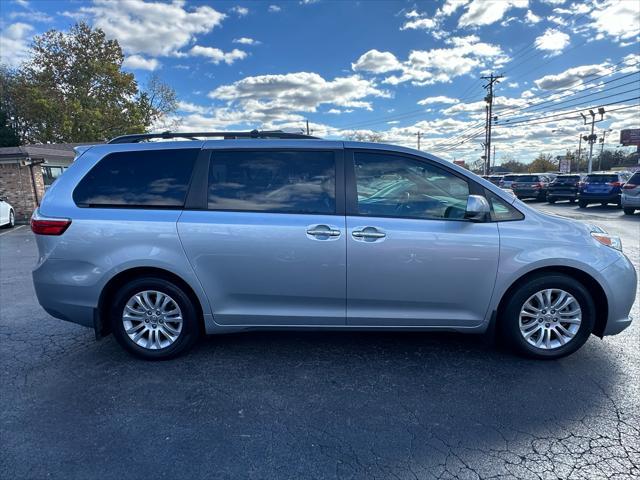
[496,266,609,337]
[97,266,206,338]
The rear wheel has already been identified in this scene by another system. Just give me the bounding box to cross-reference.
[111,277,201,360]
[499,274,595,359]
[547,198,556,204]
[623,207,635,215]
[578,200,587,208]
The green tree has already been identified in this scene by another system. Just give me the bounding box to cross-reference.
[0,110,20,147]
[527,153,557,173]
[500,159,528,173]
[2,22,176,144]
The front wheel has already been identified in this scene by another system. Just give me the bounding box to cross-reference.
[111,277,201,360]
[578,200,587,208]
[499,274,595,359]
[547,198,556,204]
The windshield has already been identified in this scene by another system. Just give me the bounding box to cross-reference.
[502,175,520,181]
[515,175,539,182]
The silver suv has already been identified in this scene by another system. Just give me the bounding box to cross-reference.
[31,131,636,360]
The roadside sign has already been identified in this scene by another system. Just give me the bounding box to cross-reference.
[559,157,571,173]
[620,129,640,146]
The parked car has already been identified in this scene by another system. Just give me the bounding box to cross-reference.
[511,174,553,201]
[621,171,640,215]
[547,174,583,203]
[578,172,632,208]
[499,174,521,189]
[488,175,503,186]
[0,195,15,228]
[31,131,636,360]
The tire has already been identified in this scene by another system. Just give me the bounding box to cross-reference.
[569,199,576,203]
[499,274,595,359]
[578,200,587,208]
[110,277,201,360]
[1,210,14,229]
[547,198,556,204]
[623,207,635,215]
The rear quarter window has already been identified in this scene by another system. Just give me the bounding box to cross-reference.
[73,149,198,208]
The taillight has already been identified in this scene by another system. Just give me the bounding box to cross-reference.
[608,181,622,187]
[623,183,637,189]
[30,211,71,235]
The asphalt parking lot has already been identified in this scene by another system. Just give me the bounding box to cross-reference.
[1,203,639,480]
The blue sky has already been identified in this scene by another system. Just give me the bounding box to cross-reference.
[1,0,639,164]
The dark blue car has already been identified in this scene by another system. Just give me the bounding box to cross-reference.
[578,172,632,208]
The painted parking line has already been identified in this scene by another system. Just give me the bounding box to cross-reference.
[0,225,26,237]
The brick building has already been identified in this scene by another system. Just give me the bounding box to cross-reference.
[0,144,83,222]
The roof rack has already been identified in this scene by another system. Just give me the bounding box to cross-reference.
[107,129,319,144]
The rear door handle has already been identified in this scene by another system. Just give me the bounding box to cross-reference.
[306,226,341,237]
[352,228,386,239]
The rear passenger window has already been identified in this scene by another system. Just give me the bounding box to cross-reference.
[207,150,336,214]
[73,149,198,208]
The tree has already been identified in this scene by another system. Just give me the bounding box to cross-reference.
[346,131,383,143]
[527,153,557,173]
[0,110,20,147]
[2,22,177,144]
[500,159,528,173]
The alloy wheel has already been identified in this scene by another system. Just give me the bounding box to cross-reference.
[518,288,581,350]
[122,290,183,350]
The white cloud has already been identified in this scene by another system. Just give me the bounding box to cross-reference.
[231,6,249,16]
[208,72,390,125]
[534,63,611,90]
[378,35,509,86]
[352,49,403,74]
[458,0,528,27]
[75,0,226,57]
[534,28,570,55]
[0,22,33,67]
[508,82,519,88]
[525,10,541,24]
[14,0,29,6]
[233,37,260,45]
[189,45,247,65]
[177,101,209,114]
[417,96,460,105]
[268,5,281,12]
[588,0,640,43]
[122,54,160,70]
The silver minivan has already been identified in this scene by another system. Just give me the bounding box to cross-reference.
[31,131,636,360]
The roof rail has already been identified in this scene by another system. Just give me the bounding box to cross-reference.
[107,129,319,144]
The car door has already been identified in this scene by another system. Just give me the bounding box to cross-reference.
[345,150,499,328]
[178,147,347,326]
[0,198,8,225]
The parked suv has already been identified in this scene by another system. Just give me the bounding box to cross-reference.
[578,172,631,208]
[547,174,582,204]
[511,174,553,201]
[499,174,520,189]
[621,171,640,215]
[31,131,636,360]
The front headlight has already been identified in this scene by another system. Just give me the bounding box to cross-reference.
[591,232,622,251]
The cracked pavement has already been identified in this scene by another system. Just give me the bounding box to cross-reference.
[1,203,639,479]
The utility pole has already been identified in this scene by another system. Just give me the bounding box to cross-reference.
[580,108,605,173]
[598,129,611,170]
[416,131,422,150]
[306,120,310,136]
[576,133,583,174]
[492,144,496,172]
[481,73,503,176]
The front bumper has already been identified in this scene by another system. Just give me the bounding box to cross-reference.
[621,194,640,207]
[599,255,637,336]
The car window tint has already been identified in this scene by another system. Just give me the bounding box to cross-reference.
[207,150,336,214]
[73,149,198,208]
[354,152,469,220]
[586,175,617,183]
[516,175,539,182]
[486,191,524,221]
[628,172,640,184]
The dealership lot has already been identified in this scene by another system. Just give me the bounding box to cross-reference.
[1,204,638,479]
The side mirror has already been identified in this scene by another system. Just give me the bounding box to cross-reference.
[464,195,491,222]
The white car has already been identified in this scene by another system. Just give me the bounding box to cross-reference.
[0,196,15,228]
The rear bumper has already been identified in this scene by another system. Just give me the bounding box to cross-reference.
[548,191,578,199]
[578,193,620,203]
[514,189,546,199]
[600,255,637,336]
[32,259,100,329]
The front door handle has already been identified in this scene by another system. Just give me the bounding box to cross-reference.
[306,226,341,237]
[352,228,386,239]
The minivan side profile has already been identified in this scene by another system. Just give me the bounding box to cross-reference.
[31,132,636,360]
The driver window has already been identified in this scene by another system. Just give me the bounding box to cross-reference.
[354,152,470,220]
